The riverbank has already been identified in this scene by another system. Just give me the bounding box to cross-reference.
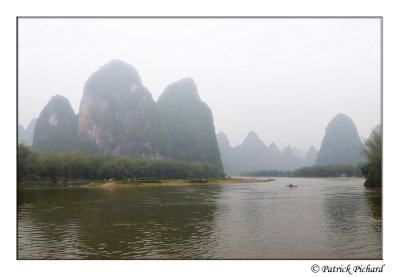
[17,177,276,189]
[80,177,270,189]
[18,177,380,259]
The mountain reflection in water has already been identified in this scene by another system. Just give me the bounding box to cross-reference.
[18,178,381,259]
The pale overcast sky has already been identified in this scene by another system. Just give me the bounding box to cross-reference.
[18,18,381,151]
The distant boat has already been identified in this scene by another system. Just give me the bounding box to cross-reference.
[287,184,298,188]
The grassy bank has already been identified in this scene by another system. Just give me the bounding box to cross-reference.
[18,144,225,182]
[241,164,364,178]
[80,177,264,188]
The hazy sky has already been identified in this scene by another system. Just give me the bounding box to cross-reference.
[18,18,381,151]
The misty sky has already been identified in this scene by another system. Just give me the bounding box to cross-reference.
[18,18,381,151]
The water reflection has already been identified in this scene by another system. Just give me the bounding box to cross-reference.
[323,183,382,259]
[365,188,382,220]
[18,188,92,259]
[324,187,362,237]
[364,187,382,247]
[18,179,382,259]
[18,185,221,259]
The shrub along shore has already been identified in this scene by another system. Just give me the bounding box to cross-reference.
[241,164,364,178]
[80,177,260,189]
[18,144,225,184]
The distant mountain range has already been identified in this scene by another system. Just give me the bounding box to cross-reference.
[218,114,379,176]
[217,131,318,176]
[26,60,222,169]
[19,60,380,176]
[315,113,364,166]
[368,124,381,141]
[18,118,37,146]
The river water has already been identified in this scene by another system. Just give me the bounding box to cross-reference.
[17,177,381,259]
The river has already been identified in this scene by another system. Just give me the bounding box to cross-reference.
[17,177,381,259]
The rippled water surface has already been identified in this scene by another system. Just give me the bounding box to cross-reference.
[17,178,381,259]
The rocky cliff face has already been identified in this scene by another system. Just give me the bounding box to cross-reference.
[235,131,269,172]
[33,95,79,152]
[217,131,313,175]
[292,147,307,160]
[157,78,223,169]
[219,114,364,173]
[18,118,37,146]
[368,124,381,141]
[78,60,168,157]
[267,143,280,157]
[32,60,223,170]
[315,113,364,165]
[280,146,304,170]
[305,146,318,165]
[216,132,236,175]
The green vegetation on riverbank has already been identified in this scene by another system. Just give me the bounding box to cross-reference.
[18,144,224,183]
[361,132,382,187]
[80,177,258,188]
[241,163,363,178]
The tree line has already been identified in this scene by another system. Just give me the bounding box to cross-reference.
[361,131,381,187]
[241,163,363,178]
[241,132,382,187]
[18,144,224,182]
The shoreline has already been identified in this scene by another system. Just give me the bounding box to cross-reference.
[17,177,275,189]
[80,177,269,189]
[17,176,367,189]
